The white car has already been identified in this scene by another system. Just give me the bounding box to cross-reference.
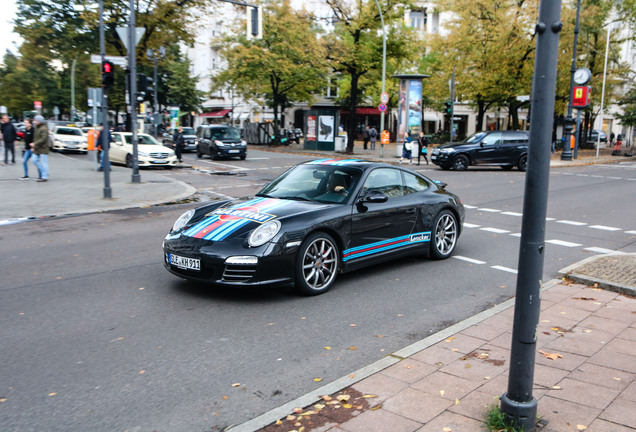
[109,132,178,168]
[52,126,88,153]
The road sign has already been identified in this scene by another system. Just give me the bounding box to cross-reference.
[378,103,387,112]
[116,27,145,51]
[34,101,42,108]
[380,92,389,104]
[90,55,127,67]
[572,86,591,108]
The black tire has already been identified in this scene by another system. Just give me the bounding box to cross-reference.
[430,210,459,260]
[126,154,133,168]
[452,154,469,171]
[517,155,528,172]
[197,147,203,158]
[211,148,219,160]
[295,232,339,296]
[240,155,246,160]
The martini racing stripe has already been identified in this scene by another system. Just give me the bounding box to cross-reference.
[183,197,266,238]
[342,231,431,262]
[306,158,362,166]
[204,199,291,241]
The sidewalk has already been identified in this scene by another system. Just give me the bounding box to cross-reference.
[232,257,636,432]
[0,151,196,223]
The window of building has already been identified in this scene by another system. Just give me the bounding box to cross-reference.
[325,77,338,99]
[410,10,426,30]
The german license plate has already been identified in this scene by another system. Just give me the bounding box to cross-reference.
[431,155,437,160]
[169,254,200,270]
[153,159,168,164]
[228,149,240,153]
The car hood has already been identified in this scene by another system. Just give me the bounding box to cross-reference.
[56,135,84,141]
[181,197,329,241]
[438,141,472,149]
[137,144,173,153]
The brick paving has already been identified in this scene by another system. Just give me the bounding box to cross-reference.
[234,255,636,432]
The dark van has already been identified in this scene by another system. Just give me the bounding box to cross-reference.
[430,130,529,171]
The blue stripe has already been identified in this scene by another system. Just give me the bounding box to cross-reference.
[184,198,264,237]
[342,231,431,262]
[206,199,291,241]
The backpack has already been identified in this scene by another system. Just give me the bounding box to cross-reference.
[369,128,377,138]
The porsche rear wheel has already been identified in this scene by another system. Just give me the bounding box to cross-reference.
[430,210,458,260]
[295,232,339,296]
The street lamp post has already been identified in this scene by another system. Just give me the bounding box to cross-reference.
[146,46,165,137]
[561,0,582,161]
[596,25,611,159]
[99,0,112,199]
[373,0,387,158]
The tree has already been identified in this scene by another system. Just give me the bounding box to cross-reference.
[324,0,420,152]
[215,0,329,143]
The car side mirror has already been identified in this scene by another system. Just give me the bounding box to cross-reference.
[359,190,388,204]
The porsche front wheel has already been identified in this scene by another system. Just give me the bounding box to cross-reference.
[295,233,339,296]
[430,210,458,260]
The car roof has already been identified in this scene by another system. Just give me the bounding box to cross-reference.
[300,159,392,170]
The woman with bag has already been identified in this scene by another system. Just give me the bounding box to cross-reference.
[19,119,38,179]
[417,131,429,165]
[399,131,413,164]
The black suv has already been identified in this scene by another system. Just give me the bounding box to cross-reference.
[196,125,247,160]
[431,131,529,171]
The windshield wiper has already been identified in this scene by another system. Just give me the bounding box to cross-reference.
[277,196,314,202]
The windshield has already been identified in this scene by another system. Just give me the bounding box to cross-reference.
[211,127,241,140]
[181,127,195,135]
[258,164,363,204]
[56,128,82,136]
[463,132,488,144]
[123,134,160,145]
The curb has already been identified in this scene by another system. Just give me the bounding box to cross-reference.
[227,279,563,432]
[558,252,636,297]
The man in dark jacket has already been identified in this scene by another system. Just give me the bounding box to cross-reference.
[32,115,50,182]
[1,114,17,165]
[173,126,185,162]
[19,118,37,180]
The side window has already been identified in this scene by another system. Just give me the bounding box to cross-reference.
[481,132,502,146]
[503,132,527,145]
[362,168,404,198]
[114,134,122,144]
[403,172,430,195]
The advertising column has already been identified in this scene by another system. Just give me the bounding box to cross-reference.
[393,74,428,157]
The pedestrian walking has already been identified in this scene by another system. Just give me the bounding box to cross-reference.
[399,131,413,164]
[97,125,112,171]
[362,126,370,150]
[32,115,49,182]
[417,131,429,165]
[613,134,623,155]
[1,114,17,165]
[368,126,377,150]
[174,126,185,162]
[19,119,38,180]
[610,132,615,145]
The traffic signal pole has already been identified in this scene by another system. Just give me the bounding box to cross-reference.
[128,0,140,183]
[99,0,112,199]
[499,1,562,431]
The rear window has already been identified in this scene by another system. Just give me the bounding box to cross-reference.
[211,127,241,140]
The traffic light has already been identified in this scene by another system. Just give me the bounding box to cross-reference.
[145,76,154,101]
[444,101,453,115]
[137,73,148,102]
[101,61,114,89]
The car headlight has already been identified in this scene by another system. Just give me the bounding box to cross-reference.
[172,209,195,232]
[440,148,453,153]
[215,140,227,147]
[241,140,247,146]
[248,220,281,247]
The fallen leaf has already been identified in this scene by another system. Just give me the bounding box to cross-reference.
[0,398,6,403]
[342,403,352,409]
[350,323,356,327]
[435,362,444,366]
[321,395,332,401]
[313,378,322,382]
[222,396,228,400]
[455,398,460,405]
[440,390,446,396]
[349,346,357,350]
[48,392,57,396]
[362,394,378,398]
[349,374,355,378]
[370,404,382,411]
[232,383,241,387]
[397,314,403,317]
[293,407,303,413]
[465,364,472,369]
[539,350,563,360]
[314,403,325,409]
[275,419,283,425]
[377,334,384,338]
[445,336,456,343]
[301,317,306,320]
[324,346,331,350]
[613,377,622,381]
[576,425,587,431]
[139,370,145,374]
[484,376,491,380]
[552,386,561,390]
[451,348,458,352]
[286,414,296,421]
[443,427,453,432]
[583,329,592,333]
[337,394,350,402]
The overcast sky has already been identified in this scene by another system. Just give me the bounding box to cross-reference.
[1,2,21,61]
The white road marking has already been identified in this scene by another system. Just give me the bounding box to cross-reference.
[607,176,622,180]
[463,205,478,209]
[491,265,518,274]
[463,223,481,228]
[501,211,523,217]
[202,189,235,200]
[546,239,582,247]
[576,174,589,177]
[509,233,522,237]
[584,247,616,254]
[590,175,604,178]
[589,225,622,231]
[478,208,501,212]
[480,227,511,234]
[625,230,636,235]
[453,256,486,265]
[217,183,267,189]
[546,217,556,221]
[556,220,587,226]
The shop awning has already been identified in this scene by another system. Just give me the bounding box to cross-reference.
[340,107,382,115]
[200,109,231,118]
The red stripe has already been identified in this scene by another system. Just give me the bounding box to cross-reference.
[193,219,224,239]
[319,159,340,165]
[343,238,408,258]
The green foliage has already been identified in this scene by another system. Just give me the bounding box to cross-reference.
[216,0,329,137]
[485,405,524,432]
[616,87,636,127]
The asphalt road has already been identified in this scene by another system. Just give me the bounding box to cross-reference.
[1,150,634,431]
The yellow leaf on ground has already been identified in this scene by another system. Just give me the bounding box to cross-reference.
[377,334,384,338]
[337,394,350,402]
[342,403,352,408]
[275,419,283,425]
[321,395,332,401]
[286,414,296,421]
[48,392,57,396]
[349,346,357,350]
[440,390,445,396]
[0,398,7,403]
[362,394,378,398]
[222,396,228,400]
[313,378,322,382]
[539,350,563,360]
[445,337,456,343]
[443,427,453,431]
[576,425,587,430]
[455,398,460,405]
[293,407,303,413]
[232,383,241,387]
[324,346,331,350]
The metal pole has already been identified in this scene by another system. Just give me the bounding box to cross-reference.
[129,0,140,183]
[561,0,581,161]
[574,110,581,159]
[153,56,159,137]
[597,25,611,158]
[374,0,386,158]
[70,58,76,120]
[99,0,112,199]
[449,66,455,144]
[499,0,562,431]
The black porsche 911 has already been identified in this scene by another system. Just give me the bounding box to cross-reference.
[163,158,465,295]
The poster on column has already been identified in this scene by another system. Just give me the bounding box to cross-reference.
[307,115,317,140]
[408,79,422,134]
[318,115,334,142]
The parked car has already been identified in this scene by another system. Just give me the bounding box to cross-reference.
[587,129,607,143]
[163,159,464,295]
[109,132,177,168]
[430,130,529,171]
[51,126,88,153]
[162,127,198,152]
[196,124,247,160]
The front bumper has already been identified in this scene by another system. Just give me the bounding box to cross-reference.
[139,155,178,167]
[430,151,451,167]
[54,141,88,152]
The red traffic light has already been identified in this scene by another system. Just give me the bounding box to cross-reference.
[103,62,112,73]
[101,61,115,89]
